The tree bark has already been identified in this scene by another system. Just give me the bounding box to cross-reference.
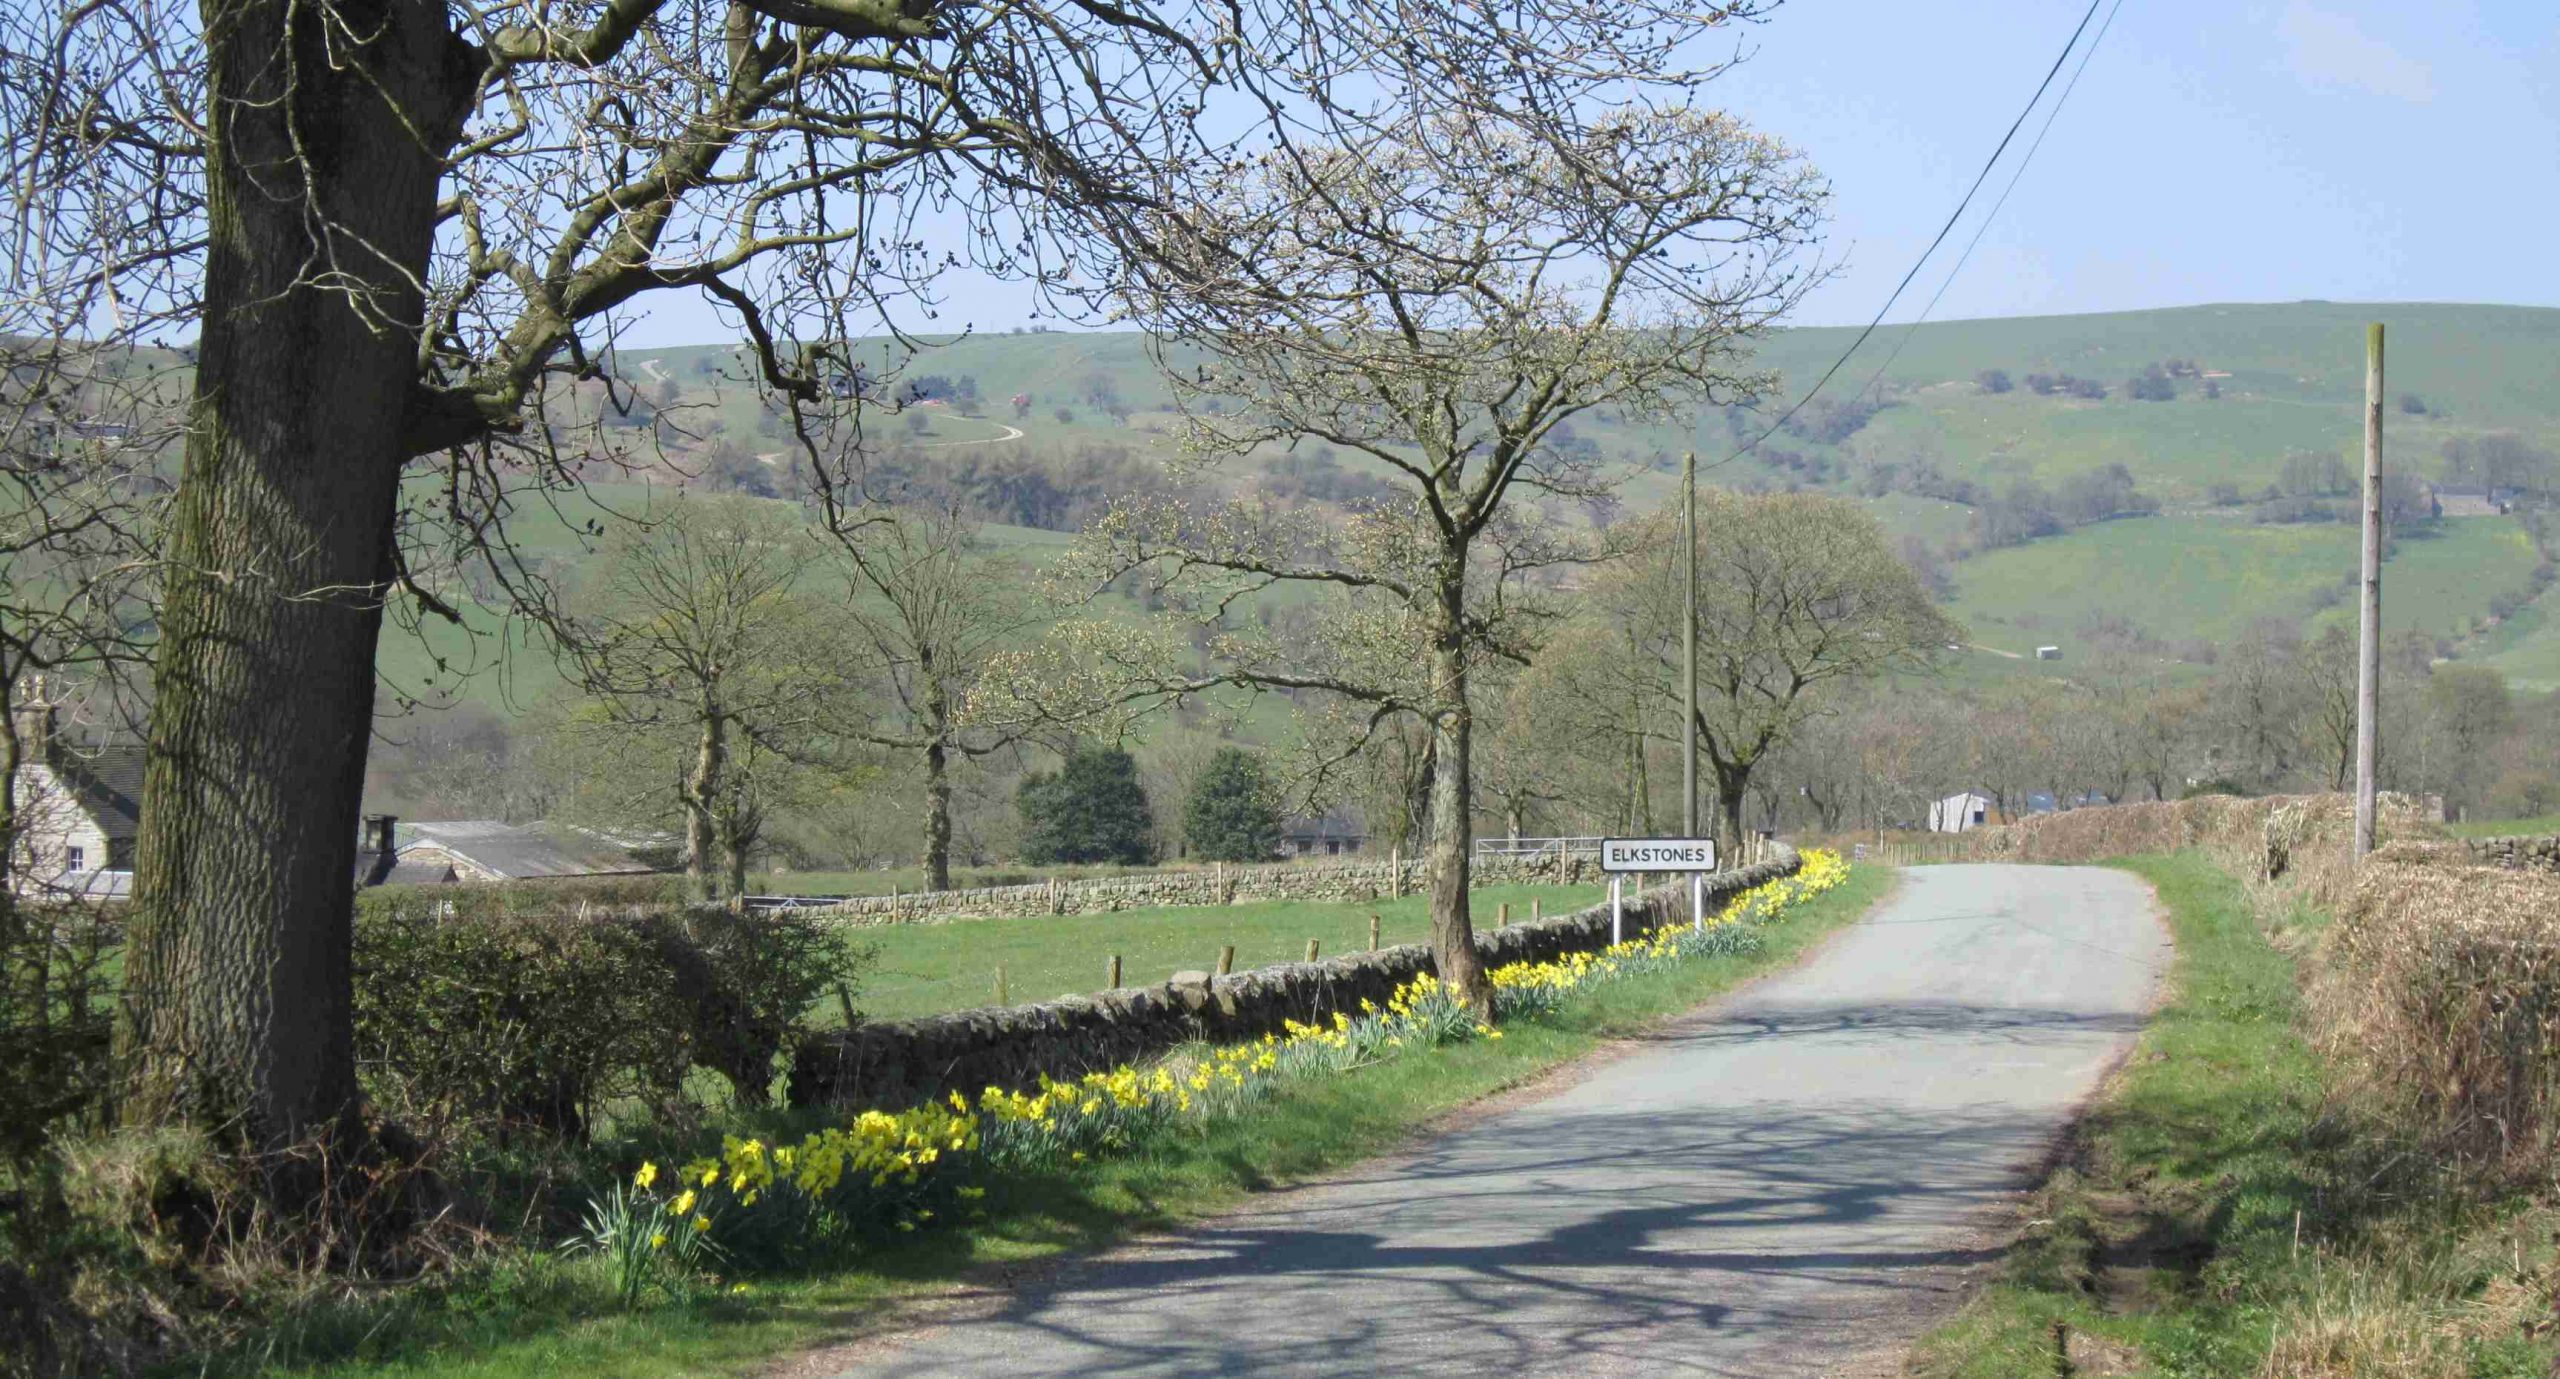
[1422,582,1489,1012]
[921,671,953,893]
[686,712,727,902]
[120,0,471,1149]
[1707,753,1751,859]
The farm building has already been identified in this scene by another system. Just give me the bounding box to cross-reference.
[1926,791,1998,833]
[355,816,678,887]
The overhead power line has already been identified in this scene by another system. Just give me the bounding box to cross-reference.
[1712,0,2119,467]
[1849,0,2130,402]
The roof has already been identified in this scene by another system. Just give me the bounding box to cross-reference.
[1283,810,1367,839]
[397,820,664,880]
[44,743,145,842]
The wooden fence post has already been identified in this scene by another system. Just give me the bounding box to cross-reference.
[1498,901,1511,928]
[1532,897,1542,923]
[995,965,1008,1006]
[1305,938,1320,962]
[1217,944,1236,977]
[1108,954,1121,989]
[1369,914,1381,951]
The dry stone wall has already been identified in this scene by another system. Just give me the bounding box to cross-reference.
[2452,834,2560,872]
[789,847,1799,1111]
[794,851,1601,926]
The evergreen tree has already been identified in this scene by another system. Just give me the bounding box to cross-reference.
[1182,747,1284,862]
[1018,746,1158,865]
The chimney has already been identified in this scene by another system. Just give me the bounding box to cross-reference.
[363,814,396,859]
[10,677,56,755]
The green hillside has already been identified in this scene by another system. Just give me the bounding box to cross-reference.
[552,302,2560,694]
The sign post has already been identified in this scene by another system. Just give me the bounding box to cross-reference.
[1600,838,1721,944]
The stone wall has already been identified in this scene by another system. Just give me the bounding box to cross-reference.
[789,847,1799,1111]
[2453,835,2560,872]
[793,851,1602,926]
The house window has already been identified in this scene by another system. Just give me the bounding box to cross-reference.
[1971,809,1985,825]
[65,845,84,871]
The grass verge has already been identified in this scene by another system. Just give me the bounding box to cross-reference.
[254,864,1888,1379]
[1907,853,2559,1379]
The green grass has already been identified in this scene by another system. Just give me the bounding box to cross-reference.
[1909,854,2555,1379]
[2443,815,2560,839]
[1946,513,2541,652]
[843,883,1609,1021]
[252,863,1890,1379]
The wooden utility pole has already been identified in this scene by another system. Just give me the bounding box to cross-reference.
[2354,323,2384,858]
[1682,449,1699,837]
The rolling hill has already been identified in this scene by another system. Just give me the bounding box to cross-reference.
[586,301,2560,686]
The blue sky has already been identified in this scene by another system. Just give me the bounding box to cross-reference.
[617,1,2560,346]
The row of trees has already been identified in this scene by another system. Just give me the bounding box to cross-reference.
[4,0,1829,1169]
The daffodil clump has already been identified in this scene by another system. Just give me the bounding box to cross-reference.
[582,850,1846,1302]
[1489,847,1851,1017]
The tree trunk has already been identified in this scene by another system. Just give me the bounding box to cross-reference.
[686,713,727,902]
[1422,589,1488,1012]
[120,0,469,1149]
[1711,761,1751,860]
[922,674,953,893]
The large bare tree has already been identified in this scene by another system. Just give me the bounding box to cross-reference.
[0,0,1285,1153]
[1009,106,1825,1008]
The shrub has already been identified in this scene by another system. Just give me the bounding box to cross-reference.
[0,901,119,1162]
[2322,862,2560,1173]
[1018,746,1158,866]
[1181,747,1283,862]
[351,903,868,1140]
[354,906,691,1141]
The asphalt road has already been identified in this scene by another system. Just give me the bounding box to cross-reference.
[825,864,2170,1379]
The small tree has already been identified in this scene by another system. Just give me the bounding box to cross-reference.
[1976,369,2014,394]
[1580,492,1960,849]
[1019,747,1158,865]
[1182,747,1284,862]
[811,493,1049,892]
[559,499,839,900]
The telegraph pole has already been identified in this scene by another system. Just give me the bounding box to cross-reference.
[1682,449,1699,837]
[2354,324,2383,858]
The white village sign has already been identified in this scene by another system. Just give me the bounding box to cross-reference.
[1597,837,1721,945]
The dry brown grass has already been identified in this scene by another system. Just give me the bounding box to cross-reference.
[2319,860,2560,1174]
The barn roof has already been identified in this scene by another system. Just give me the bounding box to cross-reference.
[399,820,664,880]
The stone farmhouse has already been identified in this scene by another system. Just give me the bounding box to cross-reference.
[8,693,140,900]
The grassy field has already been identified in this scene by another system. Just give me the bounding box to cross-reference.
[1946,512,2542,653]
[251,863,1889,1379]
[2444,814,2560,838]
[844,883,1611,1021]
[1909,854,2556,1378]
